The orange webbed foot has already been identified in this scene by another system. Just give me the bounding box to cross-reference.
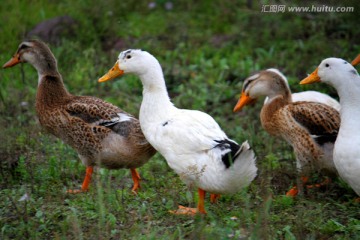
[305,177,331,189]
[286,186,299,197]
[286,176,309,197]
[169,205,205,215]
[169,189,208,215]
[67,166,93,194]
[66,188,88,194]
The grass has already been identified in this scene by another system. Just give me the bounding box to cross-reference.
[1,0,360,239]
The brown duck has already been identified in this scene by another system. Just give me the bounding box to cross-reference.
[233,69,340,196]
[3,40,156,193]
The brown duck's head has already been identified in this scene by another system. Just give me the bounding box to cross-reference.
[233,69,290,112]
[3,39,57,71]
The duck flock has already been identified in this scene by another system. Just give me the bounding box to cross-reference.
[3,40,360,215]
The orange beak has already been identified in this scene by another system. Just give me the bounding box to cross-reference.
[3,54,21,68]
[300,67,321,85]
[98,61,124,83]
[351,54,360,66]
[233,91,254,112]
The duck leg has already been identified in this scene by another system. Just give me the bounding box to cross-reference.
[197,188,207,214]
[67,166,94,194]
[130,168,141,193]
[169,188,207,215]
[210,193,221,203]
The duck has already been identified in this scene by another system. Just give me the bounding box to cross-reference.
[2,40,156,193]
[264,72,340,111]
[233,69,340,196]
[98,49,257,215]
[300,57,360,196]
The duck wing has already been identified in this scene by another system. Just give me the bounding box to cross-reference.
[66,96,137,137]
[288,101,340,145]
[150,109,233,155]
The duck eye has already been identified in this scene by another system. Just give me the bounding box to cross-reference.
[325,63,330,67]
[126,55,132,59]
[19,44,29,51]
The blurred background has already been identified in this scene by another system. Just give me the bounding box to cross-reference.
[0,0,359,239]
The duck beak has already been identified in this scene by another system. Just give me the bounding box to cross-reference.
[3,54,21,68]
[351,54,360,66]
[98,61,124,82]
[300,68,320,85]
[233,91,253,112]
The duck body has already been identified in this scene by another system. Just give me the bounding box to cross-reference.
[140,98,255,194]
[99,49,257,214]
[36,91,153,170]
[234,69,340,191]
[334,112,360,196]
[301,58,360,195]
[3,40,156,192]
[260,98,338,173]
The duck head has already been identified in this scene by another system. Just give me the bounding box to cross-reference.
[3,40,57,75]
[233,69,290,112]
[98,49,161,83]
[300,57,359,88]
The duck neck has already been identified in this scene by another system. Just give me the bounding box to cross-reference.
[139,70,175,125]
[35,62,71,109]
[30,51,59,81]
[260,92,291,133]
[336,79,360,133]
[261,88,291,118]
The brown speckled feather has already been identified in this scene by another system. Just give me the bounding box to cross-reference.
[288,102,339,144]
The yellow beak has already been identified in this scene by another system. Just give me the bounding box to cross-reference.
[233,91,254,112]
[3,54,21,68]
[98,61,124,82]
[300,67,321,85]
[351,54,360,66]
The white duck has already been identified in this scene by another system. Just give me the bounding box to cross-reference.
[98,49,257,214]
[263,71,340,110]
[300,57,360,196]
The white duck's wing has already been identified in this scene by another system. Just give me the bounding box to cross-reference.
[150,109,230,155]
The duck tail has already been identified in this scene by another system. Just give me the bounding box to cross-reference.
[231,141,257,189]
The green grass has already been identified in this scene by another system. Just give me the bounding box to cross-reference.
[1,0,360,239]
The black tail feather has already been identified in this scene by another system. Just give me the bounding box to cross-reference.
[214,139,241,168]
